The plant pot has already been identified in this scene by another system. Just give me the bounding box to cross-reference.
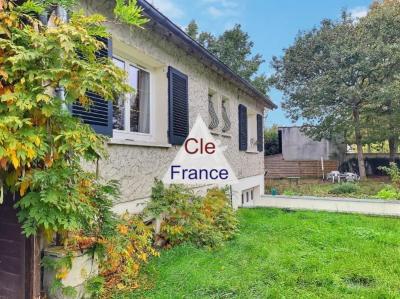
[43,246,98,299]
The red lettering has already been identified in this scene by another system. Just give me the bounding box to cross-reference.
[184,138,216,154]
[205,142,215,154]
[185,138,198,154]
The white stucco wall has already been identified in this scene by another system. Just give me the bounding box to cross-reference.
[81,0,269,213]
[280,127,343,161]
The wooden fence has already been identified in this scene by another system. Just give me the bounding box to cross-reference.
[265,154,338,178]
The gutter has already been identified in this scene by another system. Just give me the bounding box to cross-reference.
[137,0,277,109]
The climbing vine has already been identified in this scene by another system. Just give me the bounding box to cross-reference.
[0,0,146,234]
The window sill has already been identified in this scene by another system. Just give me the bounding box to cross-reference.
[108,138,172,148]
[221,132,232,138]
[246,149,260,154]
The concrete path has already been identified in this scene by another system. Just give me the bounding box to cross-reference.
[253,195,400,217]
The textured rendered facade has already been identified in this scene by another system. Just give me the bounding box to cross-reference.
[81,0,273,213]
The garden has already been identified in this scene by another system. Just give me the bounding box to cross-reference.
[128,208,400,298]
[265,163,400,200]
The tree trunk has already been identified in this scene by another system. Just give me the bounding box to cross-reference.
[353,108,366,179]
[388,136,397,162]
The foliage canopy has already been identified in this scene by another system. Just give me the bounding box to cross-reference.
[185,21,271,95]
[272,2,400,177]
[0,0,146,236]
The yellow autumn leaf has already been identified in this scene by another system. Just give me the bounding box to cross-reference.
[132,263,140,272]
[117,224,129,235]
[36,94,50,103]
[19,180,30,196]
[56,267,69,280]
[34,136,41,146]
[43,229,54,243]
[26,147,35,159]
[140,253,147,262]
[10,152,19,169]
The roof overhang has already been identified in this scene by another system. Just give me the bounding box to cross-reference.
[137,0,277,109]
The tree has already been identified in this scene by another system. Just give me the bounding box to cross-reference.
[186,21,270,95]
[271,15,386,179]
[264,125,280,156]
[359,0,400,161]
[197,31,215,48]
[209,25,264,81]
[185,19,198,39]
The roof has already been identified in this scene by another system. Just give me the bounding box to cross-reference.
[137,0,277,109]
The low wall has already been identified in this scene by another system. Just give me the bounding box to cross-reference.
[254,195,400,217]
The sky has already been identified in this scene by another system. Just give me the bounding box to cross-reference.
[149,0,373,127]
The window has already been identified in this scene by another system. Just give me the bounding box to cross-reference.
[221,98,231,132]
[247,110,258,152]
[113,57,150,135]
[251,190,254,200]
[208,91,219,130]
[241,193,244,205]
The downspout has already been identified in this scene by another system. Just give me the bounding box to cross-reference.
[55,5,68,109]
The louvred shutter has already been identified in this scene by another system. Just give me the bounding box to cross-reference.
[257,114,263,152]
[168,66,189,145]
[238,104,248,151]
[71,37,113,136]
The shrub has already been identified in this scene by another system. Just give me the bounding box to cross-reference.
[46,212,158,298]
[376,185,400,200]
[96,214,159,296]
[379,162,400,189]
[328,182,360,195]
[146,180,238,248]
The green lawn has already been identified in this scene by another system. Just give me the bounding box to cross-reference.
[126,209,400,299]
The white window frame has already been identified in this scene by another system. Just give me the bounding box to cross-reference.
[247,109,258,152]
[112,54,155,142]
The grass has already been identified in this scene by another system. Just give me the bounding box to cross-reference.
[265,178,393,199]
[123,209,400,298]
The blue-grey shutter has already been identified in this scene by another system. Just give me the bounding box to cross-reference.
[168,66,189,145]
[238,104,247,151]
[71,37,113,136]
[257,114,263,152]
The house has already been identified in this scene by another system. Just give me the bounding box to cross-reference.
[0,1,276,297]
[76,0,276,212]
[265,126,344,178]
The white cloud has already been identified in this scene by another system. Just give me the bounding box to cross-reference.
[349,6,368,19]
[202,0,238,8]
[151,0,184,19]
[202,0,239,18]
[208,6,223,17]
